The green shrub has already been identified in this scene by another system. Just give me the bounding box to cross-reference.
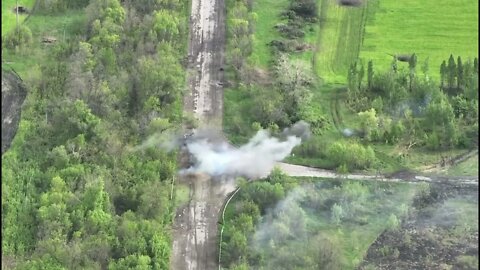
[3,25,33,49]
[327,141,376,171]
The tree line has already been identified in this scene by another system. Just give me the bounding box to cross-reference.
[346,54,478,153]
[2,0,188,269]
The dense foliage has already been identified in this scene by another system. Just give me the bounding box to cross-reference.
[346,55,479,151]
[2,0,188,269]
[220,170,416,269]
[224,0,327,143]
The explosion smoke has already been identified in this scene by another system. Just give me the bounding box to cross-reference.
[182,121,311,179]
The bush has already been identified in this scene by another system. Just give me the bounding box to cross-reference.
[289,0,317,19]
[3,25,33,49]
[327,141,376,171]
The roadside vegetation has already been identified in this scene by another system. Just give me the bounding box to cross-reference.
[2,0,189,268]
[220,169,420,269]
[359,184,478,269]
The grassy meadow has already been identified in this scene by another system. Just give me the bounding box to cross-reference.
[312,0,479,83]
[2,8,85,76]
[314,0,367,83]
[1,0,36,36]
[250,0,290,68]
[359,0,479,81]
[447,154,479,176]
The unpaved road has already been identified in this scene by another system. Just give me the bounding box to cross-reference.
[184,0,225,126]
[171,0,228,268]
[171,174,236,270]
[276,162,478,186]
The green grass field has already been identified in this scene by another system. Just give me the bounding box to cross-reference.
[2,9,85,76]
[359,0,478,81]
[447,154,479,176]
[250,0,290,67]
[1,0,36,36]
[313,0,478,83]
[314,0,367,83]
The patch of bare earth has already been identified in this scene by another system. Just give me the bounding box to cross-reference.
[358,184,479,270]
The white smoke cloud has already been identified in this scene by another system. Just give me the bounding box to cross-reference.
[182,121,310,179]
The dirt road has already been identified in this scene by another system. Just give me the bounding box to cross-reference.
[171,0,228,269]
[184,0,225,126]
[276,162,478,186]
[171,174,235,270]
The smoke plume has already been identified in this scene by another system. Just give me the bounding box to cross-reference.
[182,121,310,179]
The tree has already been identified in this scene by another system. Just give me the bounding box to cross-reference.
[223,230,248,264]
[457,56,464,90]
[367,60,373,89]
[150,232,170,270]
[38,176,73,238]
[108,254,152,270]
[421,57,429,80]
[153,10,180,43]
[474,57,479,74]
[358,108,379,141]
[408,53,417,91]
[425,95,458,148]
[358,61,365,90]
[447,54,457,90]
[274,54,313,121]
[440,60,447,89]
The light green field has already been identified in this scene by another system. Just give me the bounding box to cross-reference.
[2,10,85,76]
[1,0,36,36]
[447,154,479,176]
[314,0,367,83]
[314,0,478,83]
[250,0,289,67]
[359,0,479,81]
